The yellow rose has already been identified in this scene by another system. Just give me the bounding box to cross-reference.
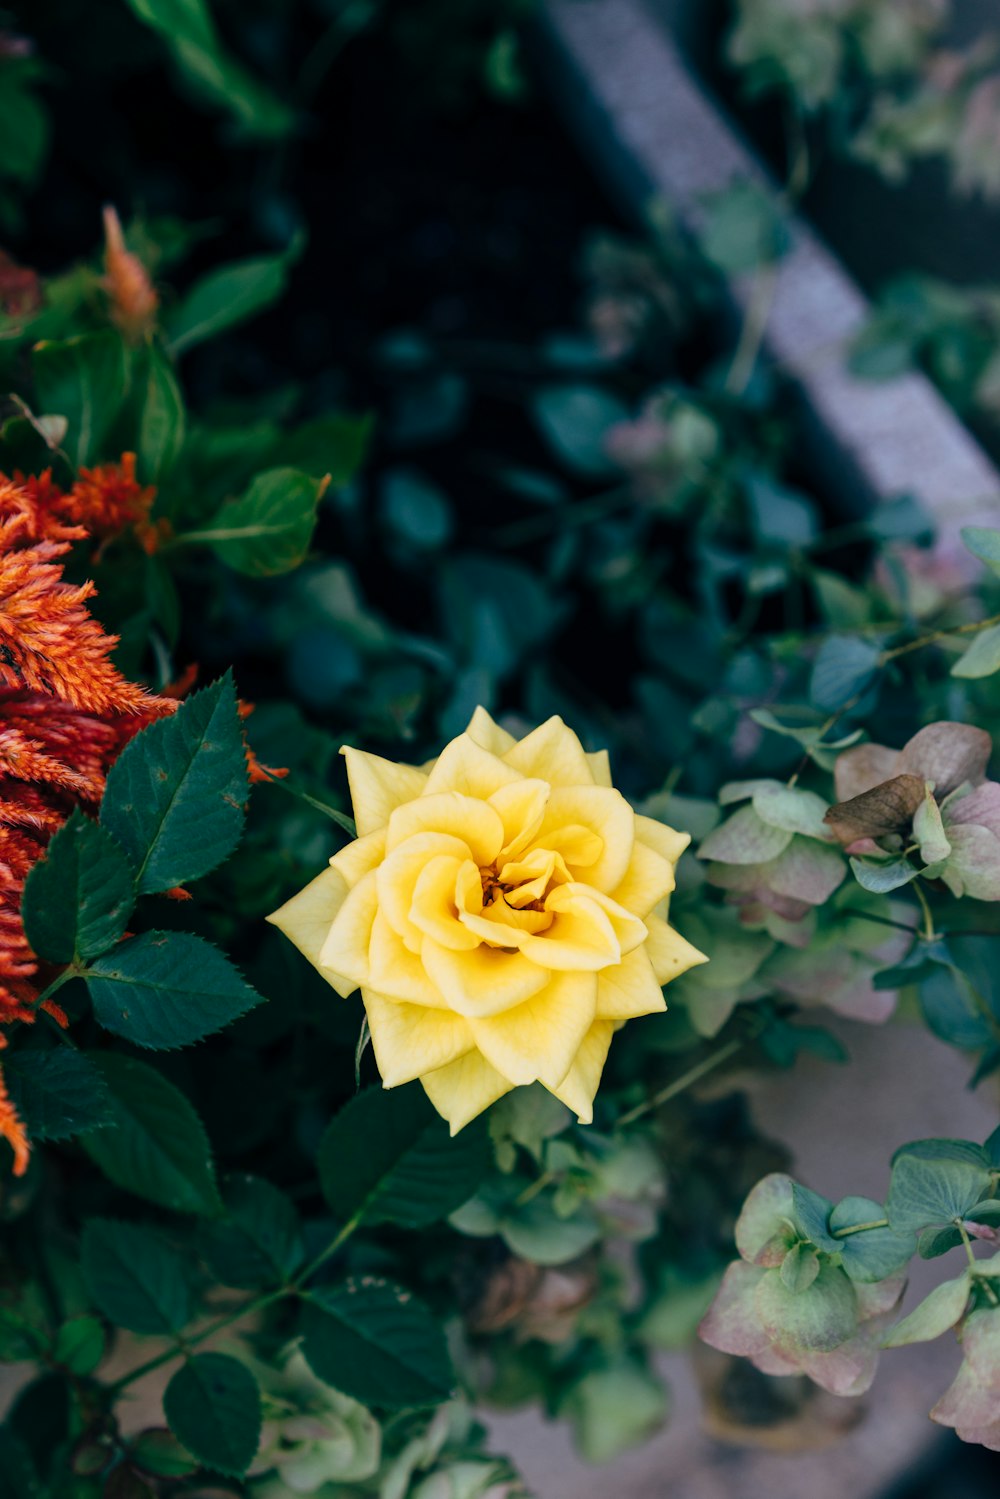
[268,709,705,1131]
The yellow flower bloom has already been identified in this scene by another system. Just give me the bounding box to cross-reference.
[268,709,706,1131]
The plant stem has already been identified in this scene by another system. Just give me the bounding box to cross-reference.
[31,964,83,1013]
[107,1214,363,1396]
[617,1038,744,1129]
[841,908,919,935]
[913,880,937,942]
[881,611,1000,664]
[830,1218,889,1239]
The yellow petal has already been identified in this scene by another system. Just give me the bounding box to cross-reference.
[409,854,481,951]
[363,990,474,1087]
[376,831,471,948]
[586,748,612,787]
[420,1049,514,1133]
[549,1021,615,1122]
[267,866,349,975]
[645,915,708,986]
[341,747,428,837]
[503,716,595,786]
[458,898,552,947]
[489,778,550,860]
[572,884,648,956]
[386,792,505,866]
[535,786,635,892]
[318,869,378,991]
[329,829,386,889]
[469,970,597,1088]
[423,732,523,798]
[596,946,666,1019]
[517,885,621,970]
[367,910,445,1005]
[610,839,676,917]
[421,939,550,1016]
[465,705,517,756]
[635,814,690,867]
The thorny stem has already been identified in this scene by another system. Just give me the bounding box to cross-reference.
[107,1213,364,1395]
[616,1037,744,1128]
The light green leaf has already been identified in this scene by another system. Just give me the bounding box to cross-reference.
[850,855,918,893]
[197,467,326,576]
[951,624,1000,679]
[961,526,1000,579]
[829,1196,916,1282]
[780,1242,820,1293]
[698,805,793,865]
[887,1152,992,1234]
[882,1273,971,1347]
[137,341,186,482]
[167,249,297,355]
[32,330,127,467]
[751,783,832,840]
[755,1262,858,1352]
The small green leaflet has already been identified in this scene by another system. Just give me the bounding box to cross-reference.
[81,1219,191,1335]
[86,931,262,1050]
[886,1151,993,1234]
[300,1278,454,1408]
[164,1353,261,1478]
[317,1085,492,1228]
[199,1174,304,1288]
[21,811,135,964]
[2,1050,111,1143]
[194,467,327,577]
[81,1052,222,1216]
[100,673,248,894]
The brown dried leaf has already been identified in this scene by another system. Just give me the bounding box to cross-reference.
[898,722,992,795]
[824,774,926,845]
[833,742,899,802]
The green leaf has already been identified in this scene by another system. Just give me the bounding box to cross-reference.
[809,635,881,712]
[81,1052,222,1216]
[81,1219,190,1335]
[100,673,248,894]
[961,526,1000,579]
[754,1262,858,1353]
[790,1183,838,1252]
[123,0,295,142]
[700,180,789,273]
[86,931,262,1050]
[0,1429,39,1499]
[317,1085,492,1229]
[137,341,186,482]
[882,1273,971,1347]
[887,1152,992,1234]
[829,1196,916,1282]
[21,811,135,964]
[779,1242,820,1293]
[751,783,831,840]
[698,805,793,865]
[167,251,296,355]
[2,1050,111,1142]
[52,1316,106,1375]
[918,962,995,1051]
[849,855,918,893]
[198,467,326,577]
[129,1429,197,1479]
[199,1174,304,1287]
[951,624,1000,680]
[32,330,127,468]
[300,1279,454,1407]
[532,385,628,478]
[164,1353,261,1478]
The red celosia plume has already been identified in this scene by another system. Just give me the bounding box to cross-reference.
[0,468,174,1173]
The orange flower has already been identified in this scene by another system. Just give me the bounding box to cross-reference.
[0,471,174,1173]
[64,453,156,544]
[102,206,159,343]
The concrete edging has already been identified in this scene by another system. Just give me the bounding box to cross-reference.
[533,0,1000,572]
